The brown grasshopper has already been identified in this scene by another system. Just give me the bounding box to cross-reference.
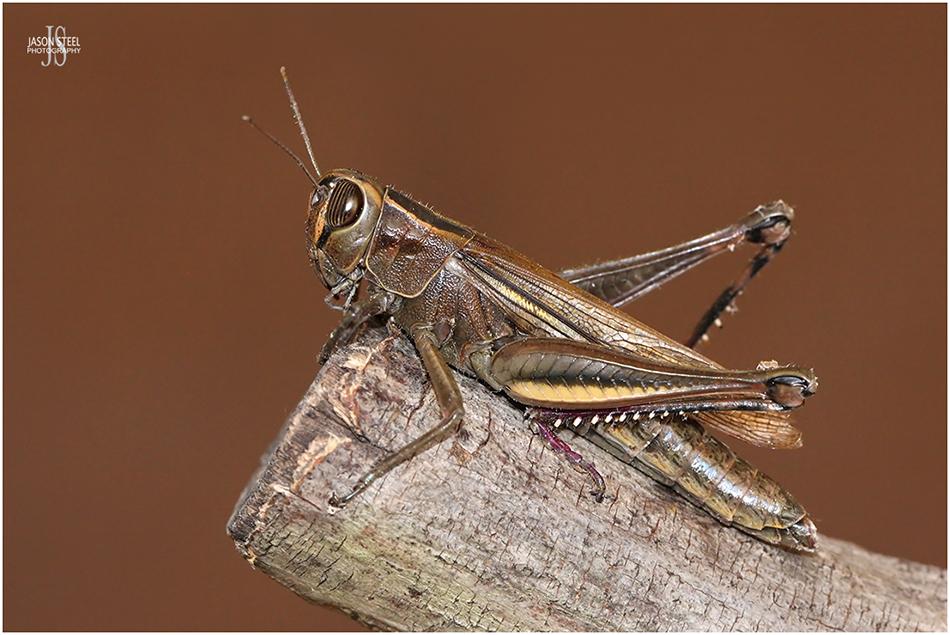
[245,69,819,552]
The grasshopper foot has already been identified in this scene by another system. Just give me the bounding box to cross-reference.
[328,476,375,509]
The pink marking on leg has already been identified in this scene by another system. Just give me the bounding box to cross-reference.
[535,419,606,502]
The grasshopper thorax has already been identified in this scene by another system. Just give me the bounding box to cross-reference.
[307,169,384,294]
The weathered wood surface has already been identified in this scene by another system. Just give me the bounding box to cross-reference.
[228,328,946,631]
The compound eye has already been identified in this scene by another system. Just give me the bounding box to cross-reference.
[325,180,364,227]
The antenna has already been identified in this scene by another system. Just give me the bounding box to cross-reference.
[242,115,319,188]
[280,66,321,178]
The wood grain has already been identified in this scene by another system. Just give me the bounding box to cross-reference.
[228,328,946,631]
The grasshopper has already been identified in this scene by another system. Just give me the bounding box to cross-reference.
[246,69,820,552]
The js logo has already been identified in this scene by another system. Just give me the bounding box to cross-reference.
[26,25,81,67]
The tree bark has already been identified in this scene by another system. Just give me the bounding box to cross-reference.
[228,328,946,631]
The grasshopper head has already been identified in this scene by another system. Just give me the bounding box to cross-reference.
[307,169,384,291]
[244,68,388,303]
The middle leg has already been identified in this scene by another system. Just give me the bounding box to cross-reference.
[329,323,464,507]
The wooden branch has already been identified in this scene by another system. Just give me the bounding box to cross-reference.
[228,328,946,631]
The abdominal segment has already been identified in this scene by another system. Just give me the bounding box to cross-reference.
[530,408,817,552]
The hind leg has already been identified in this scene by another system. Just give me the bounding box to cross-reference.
[559,201,794,347]
[529,411,606,501]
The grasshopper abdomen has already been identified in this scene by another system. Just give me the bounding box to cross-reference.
[530,405,816,551]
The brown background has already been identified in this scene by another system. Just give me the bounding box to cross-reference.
[4,4,946,631]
